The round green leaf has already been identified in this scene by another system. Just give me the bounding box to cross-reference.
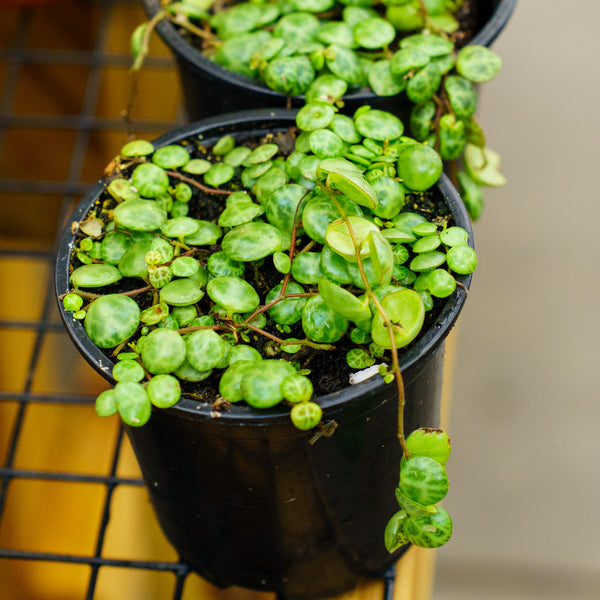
[146,374,181,408]
[95,389,118,417]
[384,510,409,553]
[121,139,154,158]
[444,75,478,119]
[228,344,262,364]
[390,46,430,78]
[399,455,448,506]
[385,4,424,32]
[296,100,335,131]
[326,169,377,209]
[159,278,205,306]
[368,59,406,96]
[273,12,320,44]
[183,220,222,245]
[302,193,363,244]
[161,216,200,238]
[131,163,170,198]
[170,256,200,278]
[152,144,190,169]
[207,276,260,314]
[396,144,442,191]
[183,158,212,174]
[222,222,287,261]
[264,55,315,96]
[141,328,186,374]
[367,228,394,286]
[204,163,235,187]
[406,428,451,465]
[318,278,371,323]
[215,31,271,77]
[115,382,151,427]
[185,329,230,372]
[400,33,454,58]
[112,359,145,383]
[317,21,354,48]
[84,294,140,349]
[71,264,122,288]
[409,250,446,272]
[219,360,258,402]
[370,289,424,349]
[241,359,297,408]
[302,294,349,343]
[245,143,280,165]
[325,215,379,262]
[290,401,322,430]
[404,507,453,548]
[108,178,138,202]
[456,45,502,82]
[290,252,323,285]
[320,245,352,284]
[439,227,467,248]
[406,62,442,104]
[325,44,363,85]
[266,281,307,325]
[113,199,167,232]
[309,129,345,159]
[305,74,348,103]
[291,0,335,13]
[438,114,466,160]
[446,245,477,275]
[353,17,395,49]
[457,170,483,220]
[328,114,361,143]
[281,374,313,404]
[354,109,404,141]
[371,175,405,219]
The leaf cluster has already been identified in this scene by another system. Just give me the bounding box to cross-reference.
[133,0,507,218]
[63,102,476,440]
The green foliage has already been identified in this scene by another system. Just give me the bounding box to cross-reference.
[64,99,480,552]
[132,0,505,220]
[384,427,453,551]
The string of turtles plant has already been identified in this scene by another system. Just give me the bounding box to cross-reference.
[132,0,506,219]
[60,103,476,551]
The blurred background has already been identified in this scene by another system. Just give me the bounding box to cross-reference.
[0,0,598,599]
[434,1,600,598]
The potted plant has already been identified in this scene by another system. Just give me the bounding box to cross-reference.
[132,0,514,220]
[134,0,515,117]
[56,104,476,599]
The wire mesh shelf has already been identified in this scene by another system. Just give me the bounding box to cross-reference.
[0,2,401,598]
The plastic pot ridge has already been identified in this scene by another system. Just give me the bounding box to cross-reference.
[56,109,474,600]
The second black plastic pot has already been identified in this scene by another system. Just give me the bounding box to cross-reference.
[56,109,474,600]
[140,0,517,122]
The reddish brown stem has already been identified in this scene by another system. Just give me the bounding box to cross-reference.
[165,170,233,196]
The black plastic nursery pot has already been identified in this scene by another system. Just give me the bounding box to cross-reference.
[140,0,517,122]
[56,109,474,600]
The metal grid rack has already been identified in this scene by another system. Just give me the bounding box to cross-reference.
[0,2,401,598]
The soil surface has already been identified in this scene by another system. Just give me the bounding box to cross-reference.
[70,128,457,409]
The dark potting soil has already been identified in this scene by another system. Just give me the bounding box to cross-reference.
[70,128,455,407]
[455,0,481,49]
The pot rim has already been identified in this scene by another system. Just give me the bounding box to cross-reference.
[55,108,473,425]
[140,0,517,104]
